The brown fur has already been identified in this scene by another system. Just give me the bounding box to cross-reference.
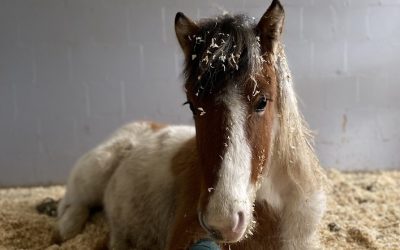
[169,138,283,250]
[186,85,231,212]
[228,202,282,250]
[149,121,167,132]
[244,59,278,183]
[168,138,205,249]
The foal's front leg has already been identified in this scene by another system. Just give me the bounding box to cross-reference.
[165,180,208,250]
[165,210,205,250]
[280,191,326,250]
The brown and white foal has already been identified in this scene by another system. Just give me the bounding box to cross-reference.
[57,1,326,249]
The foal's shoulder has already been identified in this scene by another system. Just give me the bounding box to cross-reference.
[113,121,195,146]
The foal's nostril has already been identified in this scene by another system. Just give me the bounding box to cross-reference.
[232,211,245,233]
[199,212,223,240]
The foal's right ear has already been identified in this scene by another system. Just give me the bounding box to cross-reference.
[256,0,285,54]
[175,12,199,57]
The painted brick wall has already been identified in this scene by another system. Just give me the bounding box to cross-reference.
[0,0,399,186]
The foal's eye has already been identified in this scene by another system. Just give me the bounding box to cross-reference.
[183,101,196,115]
[255,96,268,113]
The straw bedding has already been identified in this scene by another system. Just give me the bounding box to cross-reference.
[0,169,399,250]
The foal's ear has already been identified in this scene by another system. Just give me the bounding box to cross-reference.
[256,0,285,54]
[175,12,199,56]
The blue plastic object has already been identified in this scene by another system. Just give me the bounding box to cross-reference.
[189,239,220,250]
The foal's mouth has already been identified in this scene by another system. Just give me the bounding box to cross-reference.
[197,211,249,243]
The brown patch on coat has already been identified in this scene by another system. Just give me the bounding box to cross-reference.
[170,137,198,176]
[242,0,284,185]
[183,79,231,213]
[244,57,278,184]
[226,201,281,250]
[168,137,208,249]
[168,94,233,249]
[148,121,167,132]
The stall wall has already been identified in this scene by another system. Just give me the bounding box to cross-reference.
[1,0,399,186]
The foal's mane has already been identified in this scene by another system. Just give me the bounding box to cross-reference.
[274,46,324,194]
[184,14,263,97]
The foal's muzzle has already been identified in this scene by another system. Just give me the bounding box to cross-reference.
[198,211,247,243]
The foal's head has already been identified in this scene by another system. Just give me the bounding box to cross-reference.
[175,0,284,243]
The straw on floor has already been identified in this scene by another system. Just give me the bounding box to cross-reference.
[0,169,399,250]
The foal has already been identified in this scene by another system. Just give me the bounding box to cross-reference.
[57,1,326,249]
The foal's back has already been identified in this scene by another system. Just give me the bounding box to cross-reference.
[104,122,196,249]
[57,121,195,248]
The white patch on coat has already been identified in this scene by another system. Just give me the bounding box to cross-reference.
[58,122,196,249]
[103,123,195,249]
[205,86,254,233]
[280,190,326,250]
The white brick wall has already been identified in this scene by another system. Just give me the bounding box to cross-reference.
[0,0,399,186]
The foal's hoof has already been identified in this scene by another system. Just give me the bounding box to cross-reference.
[36,197,59,217]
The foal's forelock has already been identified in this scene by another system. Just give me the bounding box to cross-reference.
[184,14,263,97]
[183,15,268,192]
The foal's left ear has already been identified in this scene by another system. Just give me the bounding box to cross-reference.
[175,12,199,57]
[256,0,285,54]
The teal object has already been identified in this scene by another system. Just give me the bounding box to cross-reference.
[189,239,220,250]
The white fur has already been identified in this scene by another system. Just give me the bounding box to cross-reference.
[279,190,326,250]
[104,124,195,249]
[253,46,326,249]
[256,156,326,249]
[57,122,195,249]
